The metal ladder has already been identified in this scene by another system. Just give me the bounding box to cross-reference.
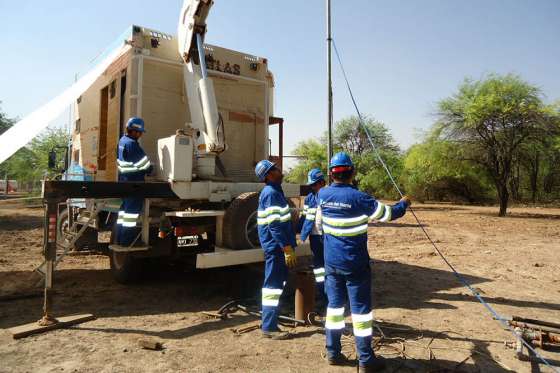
[35,202,105,278]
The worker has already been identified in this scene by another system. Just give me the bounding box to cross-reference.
[255,159,298,340]
[299,168,327,309]
[115,117,152,247]
[317,152,411,372]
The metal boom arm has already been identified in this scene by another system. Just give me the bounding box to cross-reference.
[178,0,225,155]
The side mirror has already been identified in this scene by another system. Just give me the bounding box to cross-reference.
[48,150,57,169]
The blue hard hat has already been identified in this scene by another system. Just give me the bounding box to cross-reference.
[329,152,354,169]
[255,159,276,181]
[126,117,146,132]
[307,168,325,185]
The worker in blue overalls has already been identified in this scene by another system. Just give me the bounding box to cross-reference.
[318,152,410,372]
[115,117,152,247]
[299,168,327,310]
[255,160,297,340]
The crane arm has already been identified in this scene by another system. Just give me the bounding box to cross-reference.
[178,0,225,154]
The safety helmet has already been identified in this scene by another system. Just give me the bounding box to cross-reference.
[329,152,354,170]
[255,160,276,182]
[307,168,325,185]
[126,117,146,133]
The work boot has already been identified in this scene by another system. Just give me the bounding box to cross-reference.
[327,353,351,366]
[358,356,387,372]
[262,330,292,340]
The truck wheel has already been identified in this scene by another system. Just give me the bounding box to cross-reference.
[222,192,299,250]
[222,192,259,249]
[57,208,72,249]
[109,224,142,284]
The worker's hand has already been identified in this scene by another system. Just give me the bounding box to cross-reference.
[283,246,298,269]
[400,195,412,207]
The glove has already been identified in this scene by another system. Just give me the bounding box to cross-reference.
[400,195,412,207]
[283,246,297,269]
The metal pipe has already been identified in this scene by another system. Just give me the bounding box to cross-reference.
[511,316,560,331]
[196,33,208,79]
[326,0,333,183]
[509,320,560,335]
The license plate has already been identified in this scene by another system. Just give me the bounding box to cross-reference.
[177,235,198,247]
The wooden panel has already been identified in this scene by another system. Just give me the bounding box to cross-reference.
[9,314,95,339]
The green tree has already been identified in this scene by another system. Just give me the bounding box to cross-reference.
[0,102,14,135]
[436,74,559,216]
[402,134,491,202]
[285,139,327,184]
[287,116,403,199]
[2,127,70,183]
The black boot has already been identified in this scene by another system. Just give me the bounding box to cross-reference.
[358,356,387,372]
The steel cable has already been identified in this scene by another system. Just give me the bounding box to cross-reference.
[331,38,558,372]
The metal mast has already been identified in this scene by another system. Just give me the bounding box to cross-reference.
[326,0,333,181]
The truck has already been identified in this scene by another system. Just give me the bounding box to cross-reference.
[42,0,309,284]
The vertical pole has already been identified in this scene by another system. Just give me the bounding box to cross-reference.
[326,0,333,183]
[40,200,59,325]
[3,173,8,197]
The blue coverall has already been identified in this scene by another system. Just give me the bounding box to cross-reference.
[116,134,152,246]
[318,183,408,366]
[299,191,326,300]
[257,183,297,332]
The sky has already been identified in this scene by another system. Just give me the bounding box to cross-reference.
[1,0,559,158]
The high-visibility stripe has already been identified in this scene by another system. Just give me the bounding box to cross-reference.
[371,202,386,220]
[123,213,140,219]
[117,211,125,225]
[305,214,316,221]
[257,212,291,226]
[352,312,373,337]
[322,214,369,227]
[306,208,317,213]
[323,224,368,237]
[262,288,282,307]
[325,307,345,330]
[258,205,290,218]
[118,166,138,173]
[122,221,137,227]
[117,159,134,166]
[133,156,149,168]
[314,267,325,283]
[379,206,392,222]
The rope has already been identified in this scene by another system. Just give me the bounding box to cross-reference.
[331,38,559,373]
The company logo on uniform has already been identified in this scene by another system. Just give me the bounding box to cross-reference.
[323,201,352,209]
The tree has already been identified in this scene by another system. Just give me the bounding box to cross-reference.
[0,102,14,135]
[402,134,491,203]
[285,139,328,184]
[436,74,560,216]
[1,127,70,183]
[286,116,404,199]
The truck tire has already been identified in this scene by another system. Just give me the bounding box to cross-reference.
[109,224,142,284]
[222,192,299,250]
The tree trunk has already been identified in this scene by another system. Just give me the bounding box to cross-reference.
[497,184,509,217]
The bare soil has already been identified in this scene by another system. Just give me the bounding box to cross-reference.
[0,204,559,373]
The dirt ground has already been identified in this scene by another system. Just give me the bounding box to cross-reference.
[0,203,559,373]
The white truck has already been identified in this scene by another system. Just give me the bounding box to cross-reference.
[42,0,310,284]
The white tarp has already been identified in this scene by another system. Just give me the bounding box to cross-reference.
[0,42,131,165]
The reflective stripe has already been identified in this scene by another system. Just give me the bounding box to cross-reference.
[352,312,373,337]
[305,214,316,221]
[257,212,291,226]
[117,211,125,225]
[323,224,368,237]
[122,221,137,228]
[379,206,392,222]
[134,156,149,168]
[325,307,345,330]
[306,208,317,214]
[262,288,282,307]
[371,202,385,220]
[258,205,290,218]
[314,267,325,283]
[118,156,150,173]
[117,159,134,166]
[322,214,369,227]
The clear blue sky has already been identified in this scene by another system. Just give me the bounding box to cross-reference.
[1,0,559,155]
